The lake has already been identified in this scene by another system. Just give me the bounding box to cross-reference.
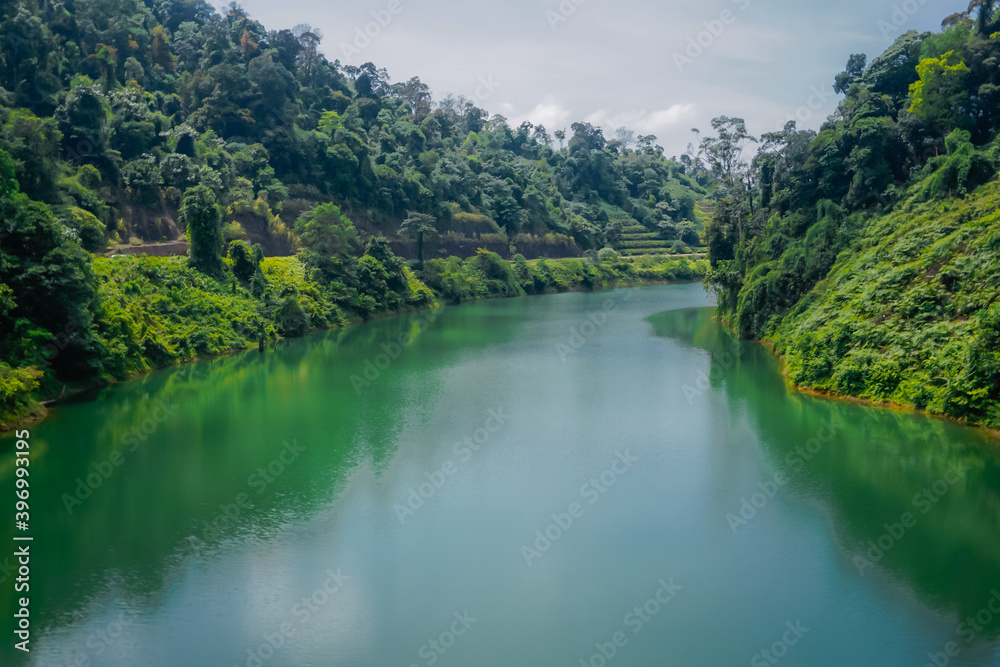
[3,283,1000,666]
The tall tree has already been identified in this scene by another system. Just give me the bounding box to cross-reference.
[834,53,868,95]
[181,185,224,276]
[697,116,757,242]
[399,212,438,266]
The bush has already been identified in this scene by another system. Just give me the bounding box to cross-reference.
[597,246,620,262]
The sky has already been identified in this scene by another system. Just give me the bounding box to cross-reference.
[213,0,965,156]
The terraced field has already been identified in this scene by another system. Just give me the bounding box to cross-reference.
[616,225,675,256]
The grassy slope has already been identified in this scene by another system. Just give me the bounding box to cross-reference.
[2,254,708,430]
[769,176,1000,429]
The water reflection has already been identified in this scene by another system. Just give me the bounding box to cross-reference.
[648,306,1000,626]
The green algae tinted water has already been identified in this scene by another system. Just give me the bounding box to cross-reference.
[2,283,1000,666]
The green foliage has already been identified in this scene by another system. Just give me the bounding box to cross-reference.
[916,132,997,199]
[0,364,44,427]
[770,177,1000,427]
[180,185,223,276]
[909,50,971,134]
[419,252,707,303]
[228,240,257,283]
[0,148,98,380]
[399,211,438,264]
[295,203,360,257]
[62,206,107,252]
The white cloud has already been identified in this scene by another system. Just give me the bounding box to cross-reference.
[216,0,960,155]
[508,101,573,130]
[580,104,697,142]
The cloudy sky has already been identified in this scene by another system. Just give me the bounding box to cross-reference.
[214,0,964,155]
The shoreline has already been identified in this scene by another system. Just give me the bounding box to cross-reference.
[756,339,1000,443]
[709,314,1000,442]
[1,276,703,435]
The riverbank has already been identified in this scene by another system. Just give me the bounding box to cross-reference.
[709,313,1000,441]
[757,339,1000,442]
[1,252,709,433]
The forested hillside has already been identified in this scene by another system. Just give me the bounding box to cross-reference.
[702,7,1000,428]
[0,0,710,258]
[0,0,712,427]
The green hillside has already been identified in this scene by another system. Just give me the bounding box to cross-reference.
[702,12,1000,428]
[0,0,710,260]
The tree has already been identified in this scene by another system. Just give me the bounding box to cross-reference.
[834,53,868,95]
[228,239,256,282]
[0,148,97,378]
[295,203,360,257]
[399,212,438,266]
[393,76,433,122]
[909,50,971,139]
[554,129,566,150]
[968,0,999,34]
[533,124,551,146]
[614,127,636,151]
[181,185,224,276]
[697,116,757,242]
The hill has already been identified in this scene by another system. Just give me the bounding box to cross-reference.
[701,10,1000,428]
[0,0,712,260]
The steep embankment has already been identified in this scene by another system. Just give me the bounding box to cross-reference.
[768,176,1000,429]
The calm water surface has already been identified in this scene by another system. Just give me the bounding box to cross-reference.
[2,283,1000,666]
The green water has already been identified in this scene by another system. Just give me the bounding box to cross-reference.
[3,283,1000,666]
